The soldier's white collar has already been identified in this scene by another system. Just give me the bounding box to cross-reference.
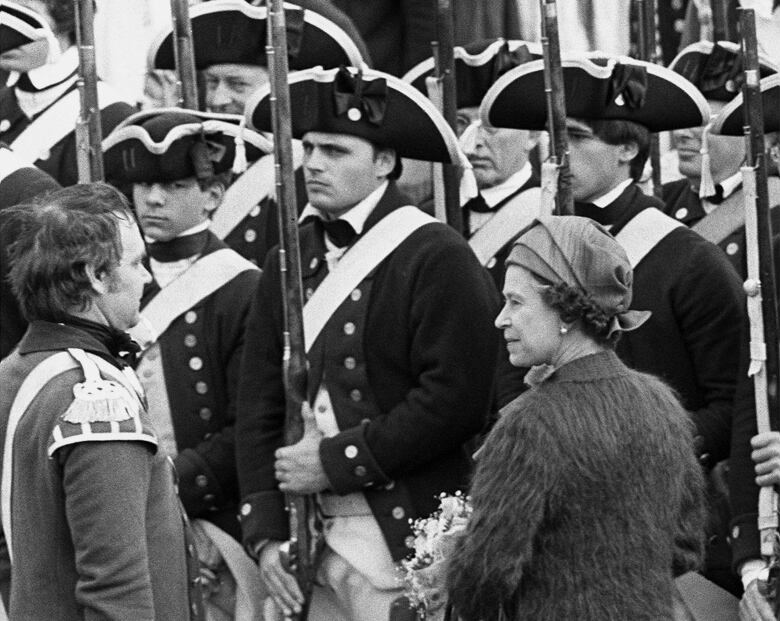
[591,178,633,208]
[299,180,389,236]
[477,162,532,208]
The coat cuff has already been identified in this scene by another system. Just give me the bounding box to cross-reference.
[238,490,289,550]
[729,512,761,573]
[174,448,224,517]
[319,424,391,495]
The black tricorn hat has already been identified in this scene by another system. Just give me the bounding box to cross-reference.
[402,38,542,109]
[669,40,777,103]
[148,0,366,72]
[0,1,51,54]
[711,73,780,136]
[103,108,273,184]
[481,54,710,133]
[245,65,467,165]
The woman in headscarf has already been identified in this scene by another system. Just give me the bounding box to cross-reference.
[446,216,706,620]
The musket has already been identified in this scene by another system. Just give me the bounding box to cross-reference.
[739,7,780,612]
[431,0,463,234]
[73,0,103,182]
[634,0,663,199]
[539,0,573,216]
[266,1,322,617]
[169,0,199,109]
[711,0,735,42]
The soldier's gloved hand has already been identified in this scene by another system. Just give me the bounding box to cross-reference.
[751,432,780,487]
[740,578,777,621]
[259,541,304,618]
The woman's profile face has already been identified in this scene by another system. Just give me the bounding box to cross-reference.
[495,265,563,368]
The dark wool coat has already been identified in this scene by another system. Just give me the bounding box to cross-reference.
[139,233,260,540]
[661,178,780,295]
[235,181,500,561]
[447,351,705,621]
[0,322,200,620]
[0,83,135,187]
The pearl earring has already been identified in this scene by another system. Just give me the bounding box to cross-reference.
[559,325,568,335]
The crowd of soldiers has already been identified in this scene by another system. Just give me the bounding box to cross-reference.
[0,0,779,620]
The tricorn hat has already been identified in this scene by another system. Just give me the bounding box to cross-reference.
[0,1,52,54]
[103,108,273,185]
[711,72,780,135]
[669,40,777,103]
[481,54,710,133]
[245,65,468,165]
[148,0,367,72]
[402,38,542,109]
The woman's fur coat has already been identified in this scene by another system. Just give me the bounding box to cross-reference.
[447,350,705,620]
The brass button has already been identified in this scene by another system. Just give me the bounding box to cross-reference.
[392,506,405,520]
[732,526,740,539]
[309,257,319,270]
[244,229,257,243]
[350,289,362,301]
[726,242,739,255]
[344,356,356,370]
[184,334,197,347]
[185,310,197,324]
[354,465,367,477]
[196,475,208,488]
[189,356,203,371]
[204,433,213,440]
[487,256,497,269]
[405,535,415,548]
[199,407,212,421]
[350,389,362,402]
[0,119,10,132]
[344,445,358,459]
[675,208,688,220]
[203,493,216,503]
[306,287,314,300]
[142,369,154,379]
[195,381,208,394]
[249,205,261,218]
[240,503,252,516]
[385,480,395,491]
[343,322,356,336]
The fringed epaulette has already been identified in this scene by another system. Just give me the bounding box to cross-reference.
[60,348,138,423]
[47,348,157,458]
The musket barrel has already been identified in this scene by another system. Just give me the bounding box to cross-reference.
[169,0,199,109]
[539,0,573,215]
[73,0,104,182]
[434,0,463,234]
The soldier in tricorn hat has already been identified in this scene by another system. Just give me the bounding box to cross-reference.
[236,65,500,620]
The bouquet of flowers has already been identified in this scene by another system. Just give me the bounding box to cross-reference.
[400,492,472,620]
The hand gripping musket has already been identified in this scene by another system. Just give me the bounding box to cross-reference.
[539,0,573,216]
[266,1,323,617]
[169,0,199,109]
[428,0,463,234]
[739,8,780,612]
[73,0,103,182]
[633,0,663,199]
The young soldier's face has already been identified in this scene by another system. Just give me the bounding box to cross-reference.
[203,63,270,115]
[301,132,395,218]
[566,119,635,203]
[132,178,222,242]
[457,106,537,190]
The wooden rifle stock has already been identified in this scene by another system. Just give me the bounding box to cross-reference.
[739,7,780,610]
[634,0,663,199]
[73,0,103,182]
[266,1,322,617]
[711,0,735,42]
[539,0,573,216]
[169,0,199,109]
[433,0,462,235]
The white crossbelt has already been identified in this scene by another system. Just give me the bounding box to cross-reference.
[614,207,684,268]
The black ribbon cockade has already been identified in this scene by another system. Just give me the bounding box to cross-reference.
[607,63,647,109]
[333,67,387,126]
[492,42,536,82]
[700,43,742,95]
